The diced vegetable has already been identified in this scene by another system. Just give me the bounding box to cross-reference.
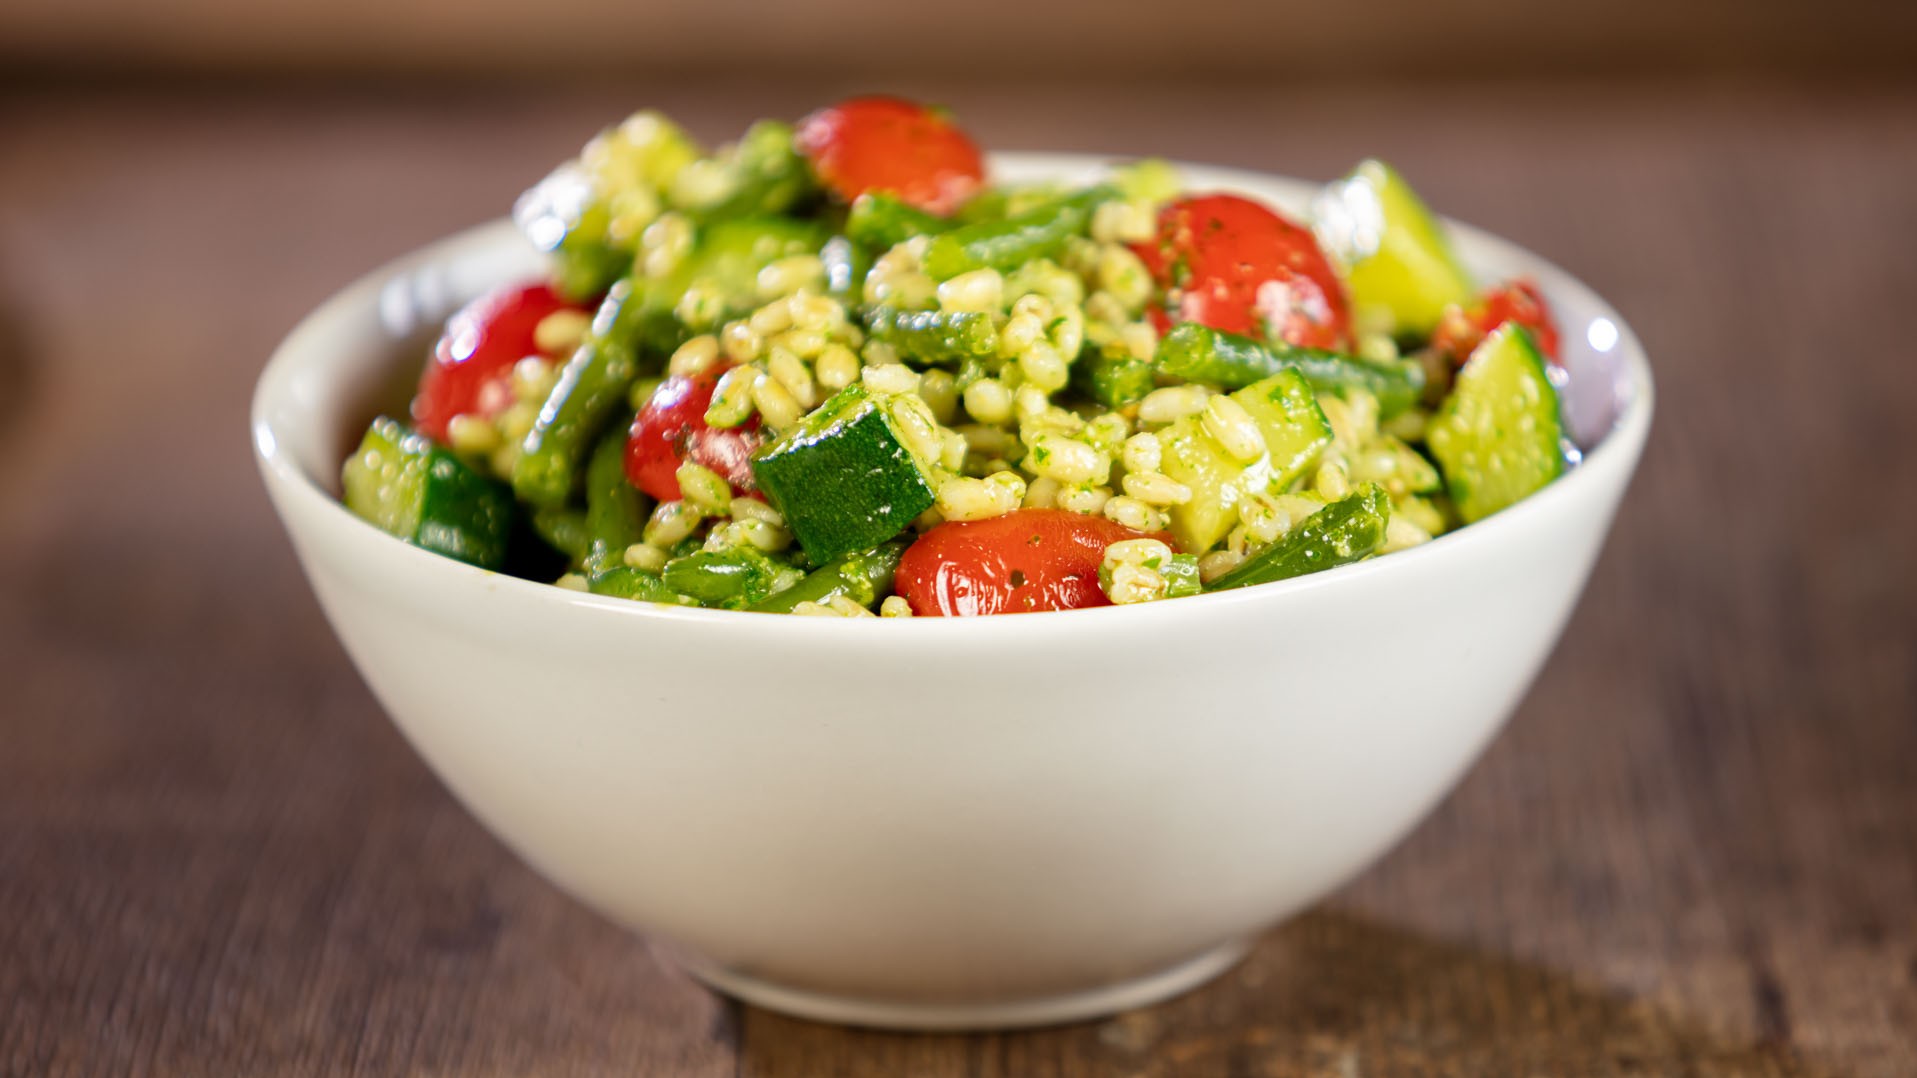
[864,307,999,366]
[749,382,940,563]
[1205,484,1391,591]
[750,541,906,613]
[921,186,1116,280]
[1426,324,1566,523]
[343,416,514,570]
[1156,322,1425,418]
[1312,160,1474,338]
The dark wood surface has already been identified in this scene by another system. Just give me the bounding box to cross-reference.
[2,77,1913,1077]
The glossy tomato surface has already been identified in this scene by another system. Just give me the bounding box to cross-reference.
[795,95,985,216]
[412,281,580,442]
[1133,193,1351,352]
[625,368,764,502]
[896,509,1164,616]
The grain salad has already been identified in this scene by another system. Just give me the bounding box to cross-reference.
[340,95,1574,616]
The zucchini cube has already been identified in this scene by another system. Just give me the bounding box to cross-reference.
[750,382,938,563]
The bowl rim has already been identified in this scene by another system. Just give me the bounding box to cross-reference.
[253,152,1655,631]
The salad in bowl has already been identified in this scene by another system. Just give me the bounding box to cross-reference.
[342,95,1578,617]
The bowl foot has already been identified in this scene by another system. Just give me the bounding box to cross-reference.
[673,938,1250,1032]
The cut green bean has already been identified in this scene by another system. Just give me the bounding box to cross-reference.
[530,505,591,565]
[1205,484,1390,592]
[512,279,650,507]
[921,185,1117,280]
[586,565,699,604]
[1155,322,1425,418]
[584,423,650,569]
[749,541,906,614]
[661,547,805,610]
[864,307,999,366]
[846,191,957,250]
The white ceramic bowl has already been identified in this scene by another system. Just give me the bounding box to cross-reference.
[254,155,1652,1031]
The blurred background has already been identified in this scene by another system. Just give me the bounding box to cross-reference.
[4,2,1916,1075]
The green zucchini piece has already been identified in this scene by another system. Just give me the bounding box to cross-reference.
[1205,484,1391,592]
[749,382,940,563]
[1156,413,1271,554]
[749,541,907,613]
[864,307,999,366]
[1154,370,1334,552]
[1231,369,1334,492]
[921,185,1117,280]
[1311,160,1475,337]
[1156,322,1425,418]
[342,416,513,570]
[1426,324,1566,523]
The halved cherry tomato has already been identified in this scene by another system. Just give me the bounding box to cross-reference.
[794,95,986,216]
[625,367,765,502]
[412,281,583,443]
[896,509,1167,616]
[1132,193,1351,353]
[1431,278,1562,366]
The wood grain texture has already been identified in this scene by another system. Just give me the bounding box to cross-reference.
[1,76,1913,1077]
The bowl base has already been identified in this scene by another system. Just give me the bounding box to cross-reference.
[673,938,1251,1032]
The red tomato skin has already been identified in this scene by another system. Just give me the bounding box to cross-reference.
[625,368,765,502]
[1132,193,1351,353]
[896,509,1167,617]
[794,95,986,216]
[1432,278,1563,366]
[413,281,578,443]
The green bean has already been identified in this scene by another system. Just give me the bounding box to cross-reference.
[921,185,1117,280]
[586,565,698,605]
[819,235,870,305]
[1074,347,1156,407]
[675,120,815,223]
[513,279,649,508]
[662,547,805,609]
[749,541,906,614]
[864,307,999,366]
[1155,323,1425,418]
[846,191,956,250]
[583,423,649,570]
[530,505,591,565]
[1205,485,1390,592]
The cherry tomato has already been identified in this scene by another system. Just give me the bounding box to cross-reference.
[625,367,765,502]
[896,509,1167,616]
[1132,193,1351,353]
[412,281,583,443]
[1431,278,1562,366]
[794,95,986,216]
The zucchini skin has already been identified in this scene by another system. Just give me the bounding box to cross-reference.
[1156,322,1425,418]
[1204,484,1391,592]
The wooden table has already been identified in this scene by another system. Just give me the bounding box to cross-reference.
[3,77,1913,1077]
